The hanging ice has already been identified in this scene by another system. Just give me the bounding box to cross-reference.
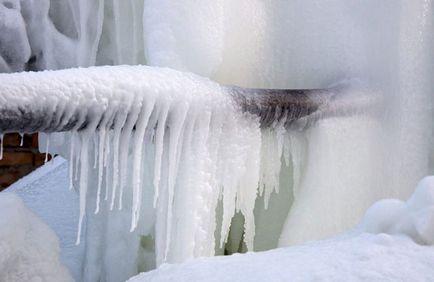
[1,0,434,281]
[0,65,298,264]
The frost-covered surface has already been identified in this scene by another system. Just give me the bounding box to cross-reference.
[12,65,278,280]
[7,156,84,281]
[362,176,434,245]
[0,192,73,282]
[1,1,434,281]
[0,0,104,72]
[129,176,434,282]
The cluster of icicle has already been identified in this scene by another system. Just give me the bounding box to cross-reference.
[0,65,291,263]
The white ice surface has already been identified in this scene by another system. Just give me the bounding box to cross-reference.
[2,1,434,280]
[7,156,84,282]
[129,234,434,282]
[0,191,73,282]
[129,176,434,282]
[17,65,273,281]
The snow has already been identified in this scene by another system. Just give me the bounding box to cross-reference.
[6,65,284,280]
[129,234,434,282]
[0,1,434,281]
[362,176,434,245]
[7,156,84,281]
[128,177,434,282]
[0,192,73,282]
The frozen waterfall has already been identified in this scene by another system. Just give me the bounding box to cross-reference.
[0,1,433,282]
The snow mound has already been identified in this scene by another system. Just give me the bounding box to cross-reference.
[128,233,434,282]
[0,192,73,282]
[128,177,434,282]
[362,176,434,245]
[7,157,84,281]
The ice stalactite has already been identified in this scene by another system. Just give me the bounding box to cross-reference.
[2,1,434,281]
[0,133,3,160]
[19,132,24,146]
[0,65,290,266]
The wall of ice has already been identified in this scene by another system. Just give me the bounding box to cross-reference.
[0,1,433,282]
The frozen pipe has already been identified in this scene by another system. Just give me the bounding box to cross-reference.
[0,66,378,133]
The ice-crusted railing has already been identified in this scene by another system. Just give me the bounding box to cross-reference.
[0,65,269,263]
[0,65,377,264]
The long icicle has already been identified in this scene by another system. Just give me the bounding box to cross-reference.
[153,102,171,207]
[130,98,155,231]
[69,131,76,190]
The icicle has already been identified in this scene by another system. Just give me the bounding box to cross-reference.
[130,99,155,231]
[69,131,76,190]
[44,134,50,163]
[289,132,306,198]
[19,133,24,147]
[118,102,141,210]
[283,132,291,167]
[163,103,189,258]
[0,133,3,160]
[95,128,106,214]
[76,133,90,245]
[104,132,111,201]
[104,129,111,168]
[153,102,171,207]
[93,133,98,169]
[74,138,81,181]
[110,111,129,210]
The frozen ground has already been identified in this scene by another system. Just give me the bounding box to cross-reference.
[129,176,434,282]
[6,156,83,281]
[129,234,434,282]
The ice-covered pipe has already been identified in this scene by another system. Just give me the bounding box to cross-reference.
[0,65,377,133]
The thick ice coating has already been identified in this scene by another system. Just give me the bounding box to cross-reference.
[0,65,295,264]
[1,0,434,280]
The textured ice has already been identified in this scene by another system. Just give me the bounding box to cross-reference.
[1,65,286,270]
[0,192,73,282]
[1,0,434,281]
[129,178,434,281]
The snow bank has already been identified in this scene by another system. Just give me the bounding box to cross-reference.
[362,176,434,245]
[128,176,434,282]
[0,192,73,282]
[7,157,84,281]
[129,234,434,282]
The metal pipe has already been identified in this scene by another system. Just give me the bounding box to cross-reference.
[0,66,376,133]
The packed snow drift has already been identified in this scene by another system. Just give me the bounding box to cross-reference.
[0,192,73,282]
[129,176,434,282]
[6,157,84,281]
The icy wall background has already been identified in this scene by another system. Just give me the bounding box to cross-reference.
[1,1,434,282]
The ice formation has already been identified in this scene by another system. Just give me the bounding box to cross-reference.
[362,176,434,245]
[0,65,289,265]
[0,192,73,282]
[129,176,434,281]
[0,0,434,281]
